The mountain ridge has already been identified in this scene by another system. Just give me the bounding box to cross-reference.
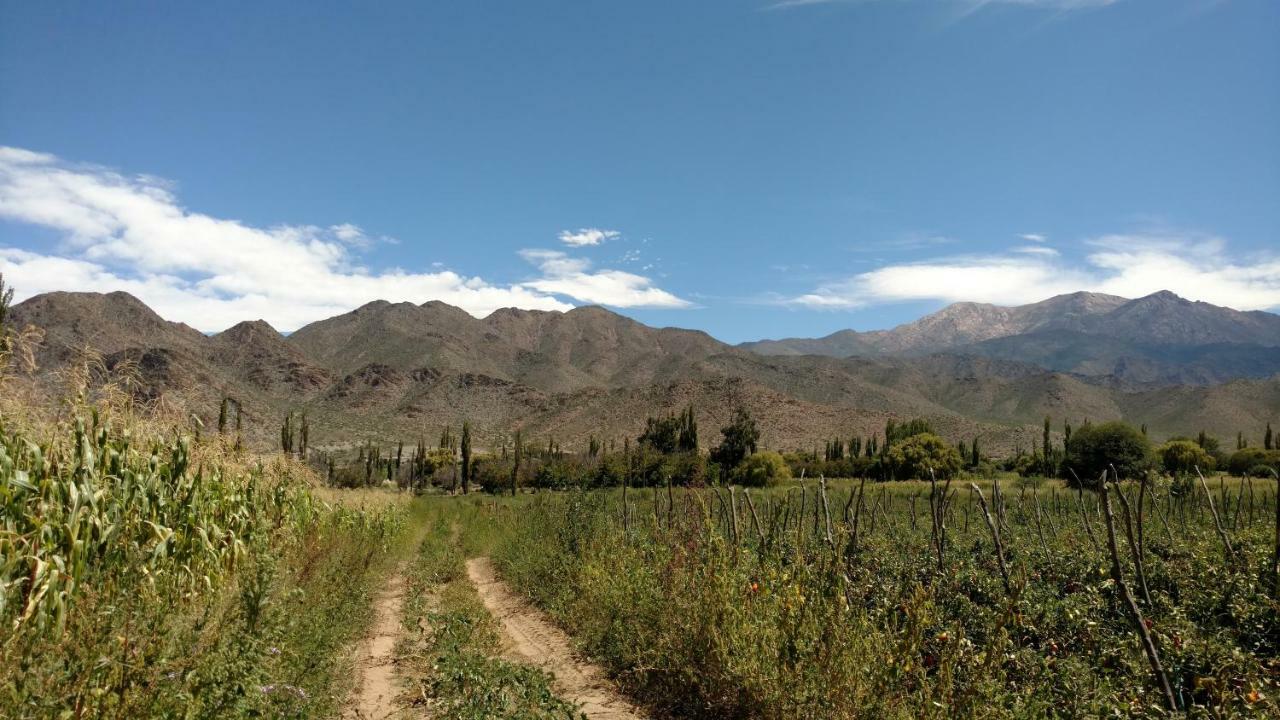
[8,289,1278,453]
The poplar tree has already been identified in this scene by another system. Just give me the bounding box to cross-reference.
[511,428,522,497]
[461,421,472,495]
[0,273,12,353]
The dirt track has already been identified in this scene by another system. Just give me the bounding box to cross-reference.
[465,557,647,720]
[344,568,408,720]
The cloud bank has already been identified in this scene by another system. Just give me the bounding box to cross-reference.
[0,147,687,331]
[791,234,1280,311]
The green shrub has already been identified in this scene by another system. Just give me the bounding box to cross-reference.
[734,450,791,487]
[1226,447,1280,476]
[1063,421,1151,485]
[1157,439,1215,475]
[883,432,963,480]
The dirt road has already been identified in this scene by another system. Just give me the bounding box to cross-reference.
[465,557,647,720]
[344,568,408,720]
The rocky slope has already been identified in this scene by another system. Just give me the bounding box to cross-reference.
[7,290,1277,453]
[741,291,1280,385]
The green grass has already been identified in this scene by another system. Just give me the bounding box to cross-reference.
[396,503,585,719]
[425,477,1278,718]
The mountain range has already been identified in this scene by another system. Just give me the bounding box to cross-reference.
[7,289,1279,454]
[741,291,1280,386]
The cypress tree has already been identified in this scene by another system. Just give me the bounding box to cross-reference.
[0,273,12,353]
[218,398,229,435]
[300,413,309,458]
[511,428,522,497]
[461,421,472,495]
[280,412,293,454]
[1265,422,1273,451]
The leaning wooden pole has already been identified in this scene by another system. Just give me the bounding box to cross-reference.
[1100,481,1177,712]
[1196,466,1237,566]
[969,482,1012,597]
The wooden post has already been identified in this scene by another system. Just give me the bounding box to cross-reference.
[1196,466,1237,566]
[970,482,1012,597]
[1100,481,1178,711]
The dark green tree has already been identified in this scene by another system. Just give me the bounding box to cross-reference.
[639,414,683,454]
[0,273,12,353]
[1064,421,1152,486]
[710,408,760,469]
[511,428,523,496]
[218,397,229,435]
[1265,422,1273,451]
[461,421,472,494]
[677,405,698,452]
[280,412,293,454]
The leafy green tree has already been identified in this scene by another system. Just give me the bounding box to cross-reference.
[639,414,682,453]
[1064,421,1152,485]
[710,408,759,468]
[1157,440,1214,475]
[1226,447,1280,476]
[736,450,791,487]
[883,433,963,480]
[887,418,934,445]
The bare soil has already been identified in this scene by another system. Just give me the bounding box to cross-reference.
[465,557,648,720]
[344,568,410,720]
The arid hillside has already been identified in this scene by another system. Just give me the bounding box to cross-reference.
[9,290,1278,453]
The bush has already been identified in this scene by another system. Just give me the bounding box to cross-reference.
[734,451,791,487]
[1226,448,1280,476]
[1064,421,1151,486]
[883,433,963,480]
[1158,440,1215,475]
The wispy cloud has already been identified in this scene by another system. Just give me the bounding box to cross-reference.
[789,232,1280,311]
[1019,233,1048,242]
[518,249,691,309]
[1013,244,1059,256]
[558,228,620,247]
[0,147,686,330]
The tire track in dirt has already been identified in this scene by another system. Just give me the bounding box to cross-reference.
[344,567,410,720]
[465,557,648,720]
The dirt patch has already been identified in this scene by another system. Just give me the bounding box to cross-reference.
[343,568,409,720]
[465,557,648,720]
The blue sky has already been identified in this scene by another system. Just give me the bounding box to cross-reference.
[1,0,1276,342]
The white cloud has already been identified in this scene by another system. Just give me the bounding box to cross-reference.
[519,249,692,309]
[1013,245,1059,256]
[0,147,687,331]
[1019,233,1047,242]
[790,233,1280,311]
[558,228,620,247]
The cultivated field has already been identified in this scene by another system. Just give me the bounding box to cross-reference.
[3,400,1278,718]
